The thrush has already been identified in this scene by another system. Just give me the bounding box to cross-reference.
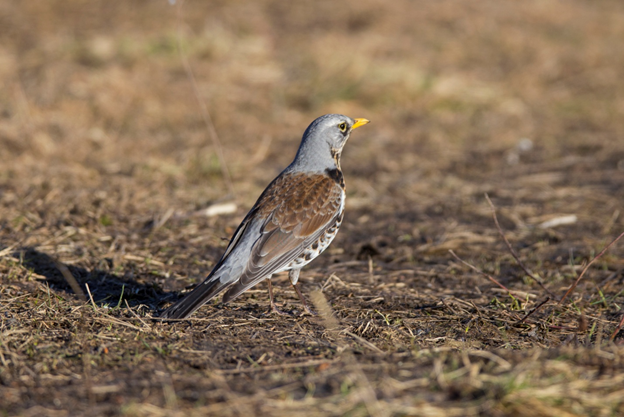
[161,114,369,319]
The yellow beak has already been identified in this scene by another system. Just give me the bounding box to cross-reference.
[351,118,370,130]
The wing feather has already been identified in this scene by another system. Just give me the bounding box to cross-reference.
[221,172,343,302]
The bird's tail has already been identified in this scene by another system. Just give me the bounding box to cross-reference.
[160,275,232,319]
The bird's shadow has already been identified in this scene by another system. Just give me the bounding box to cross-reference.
[9,247,167,311]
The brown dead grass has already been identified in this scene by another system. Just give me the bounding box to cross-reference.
[1,0,624,416]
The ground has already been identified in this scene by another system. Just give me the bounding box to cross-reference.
[1,1,624,416]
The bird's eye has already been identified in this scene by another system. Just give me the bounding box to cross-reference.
[338,122,347,132]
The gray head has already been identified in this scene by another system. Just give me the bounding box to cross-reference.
[289,114,369,172]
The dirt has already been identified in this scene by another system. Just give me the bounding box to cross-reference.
[1,1,624,416]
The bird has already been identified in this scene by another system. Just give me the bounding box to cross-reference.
[160,114,369,319]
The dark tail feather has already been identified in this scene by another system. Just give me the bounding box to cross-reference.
[160,277,232,319]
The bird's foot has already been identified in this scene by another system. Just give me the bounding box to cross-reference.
[268,302,290,316]
[292,283,316,316]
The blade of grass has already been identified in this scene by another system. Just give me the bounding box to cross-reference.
[559,230,624,305]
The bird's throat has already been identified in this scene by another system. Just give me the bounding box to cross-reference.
[330,148,342,171]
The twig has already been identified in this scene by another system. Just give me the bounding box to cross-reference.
[469,301,484,321]
[310,290,388,417]
[125,299,150,329]
[610,313,624,342]
[0,245,16,258]
[467,350,512,371]
[485,194,554,297]
[517,297,550,324]
[82,332,95,406]
[54,258,86,302]
[151,207,175,233]
[368,255,375,285]
[93,316,145,332]
[175,0,235,197]
[343,331,384,354]
[449,250,521,299]
[439,298,458,315]
[559,230,624,305]
[85,283,97,309]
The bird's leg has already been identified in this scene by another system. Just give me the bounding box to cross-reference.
[289,269,315,316]
[292,283,316,315]
[267,279,288,316]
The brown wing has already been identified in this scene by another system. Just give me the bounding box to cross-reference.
[221,172,343,302]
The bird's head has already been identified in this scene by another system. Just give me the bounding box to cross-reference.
[293,114,370,170]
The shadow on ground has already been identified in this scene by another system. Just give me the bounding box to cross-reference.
[10,247,168,311]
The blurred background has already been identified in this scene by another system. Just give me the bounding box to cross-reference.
[3,0,623,202]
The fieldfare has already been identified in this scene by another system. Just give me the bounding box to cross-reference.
[161,114,369,319]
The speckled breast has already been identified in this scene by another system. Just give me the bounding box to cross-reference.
[288,209,345,270]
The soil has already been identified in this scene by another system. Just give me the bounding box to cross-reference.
[1,1,624,416]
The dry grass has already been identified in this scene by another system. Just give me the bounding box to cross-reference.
[1,0,624,415]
